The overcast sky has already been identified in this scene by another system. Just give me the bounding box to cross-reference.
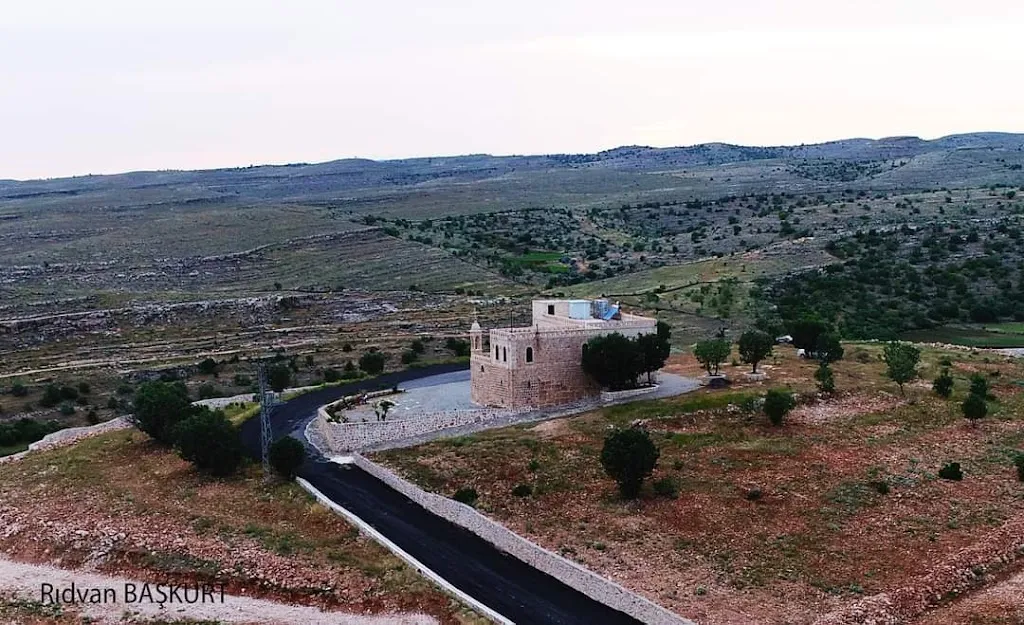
[3,0,1022,180]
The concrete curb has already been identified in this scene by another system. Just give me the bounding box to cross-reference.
[351,455,694,625]
[295,477,513,625]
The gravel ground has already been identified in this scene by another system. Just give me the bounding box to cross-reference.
[357,372,700,452]
[0,557,435,625]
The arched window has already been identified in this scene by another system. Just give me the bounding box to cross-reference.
[526,347,534,363]
[480,365,484,372]
[502,347,507,362]
[495,345,499,360]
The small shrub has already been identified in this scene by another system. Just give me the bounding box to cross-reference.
[400,350,419,365]
[527,459,540,472]
[1014,453,1024,482]
[814,362,835,393]
[197,383,222,400]
[77,382,91,395]
[106,396,119,410]
[653,477,679,499]
[86,409,100,425]
[511,484,533,497]
[10,382,28,397]
[868,479,890,495]
[600,427,660,499]
[969,374,990,400]
[745,487,763,501]
[268,436,306,479]
[58,402,75,416]
[763,388,796,426]
[939,357,953,367]
[961,393,987,425]
[322,368,340,383]
[453,487,479,507]
[932,368,954,398]
[233,374,252,387]
[938,462,964,481]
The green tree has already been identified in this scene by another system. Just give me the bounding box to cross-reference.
[172,408,243,477]
[582,333,642,390]
[933,368,954,398]
[600,427,660,499]
[968,373,990,400]
[764,388,796,426]
[787,317,831,351]
[266,364,293,393]
[445,337,470,357]
[359,350,387,375]
[636,322,672,383]
[737,330,773,373]
[198,358,219,376]
[10,382,27,397]
[961,392,987,425]
[323,368,340,383]
[814,362,835,393]
[815,332,845,363]
[269,436,306,479]
[39,384,62,408]
[882,341,920,396]
[132,381,193,446]
[693,338,731,376]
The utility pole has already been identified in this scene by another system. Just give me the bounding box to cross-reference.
[256,362,275,481]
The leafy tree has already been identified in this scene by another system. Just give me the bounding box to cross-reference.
[10,382,27,397]
[453,487,479,507]
[323,368,341,383]
[600,427,660,499]
[582,333,642,390]
[172,408,243,477]
[39,384,62,408]
[359,351,387,375]
[198,358,219,376]
[77,382,91,395]
[968,373,990,400]
[814,362,835,393]
[269,436,306,479]
[787,317,831,351]
[445,337,470,357]
[764,388,796,426]
[400,350,419,365]
[882,341,920,396]
[410,339,426,354]
[814,332,845,363]
[693,338,731,376]
[933,368,954,398]
[266,364,293,393]
[133,381,193,446]
[961,392,987,425]
[737,330,773,373]
[637,323,672,382]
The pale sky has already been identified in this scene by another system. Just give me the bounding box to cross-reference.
[2,0,1023,180]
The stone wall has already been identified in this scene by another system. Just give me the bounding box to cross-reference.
[315,408,515,451]
[354,454,693,625]
[600,384,658,403]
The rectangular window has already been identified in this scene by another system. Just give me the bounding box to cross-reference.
[547,305,555,315]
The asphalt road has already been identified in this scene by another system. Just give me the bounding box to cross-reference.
[239,364,645,625]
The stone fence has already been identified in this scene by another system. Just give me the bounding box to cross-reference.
[600,384,658,403]
[353,454,693,625]
[315,406,518,452]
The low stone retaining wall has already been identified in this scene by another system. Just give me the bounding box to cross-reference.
[600,385,658,403]
[315,408,513,451]
[353,454,693,625]
[0,417,131,465]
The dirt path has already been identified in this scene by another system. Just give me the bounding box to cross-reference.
[0,557,436,625]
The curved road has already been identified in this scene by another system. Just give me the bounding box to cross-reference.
[239,364,645,625]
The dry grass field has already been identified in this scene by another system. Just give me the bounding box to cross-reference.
[0,430,484,624]
[375,345,1024,624]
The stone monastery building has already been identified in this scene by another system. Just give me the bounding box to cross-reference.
[470,299,657,409]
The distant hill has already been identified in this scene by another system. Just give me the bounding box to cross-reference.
[3,132,1023,199]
